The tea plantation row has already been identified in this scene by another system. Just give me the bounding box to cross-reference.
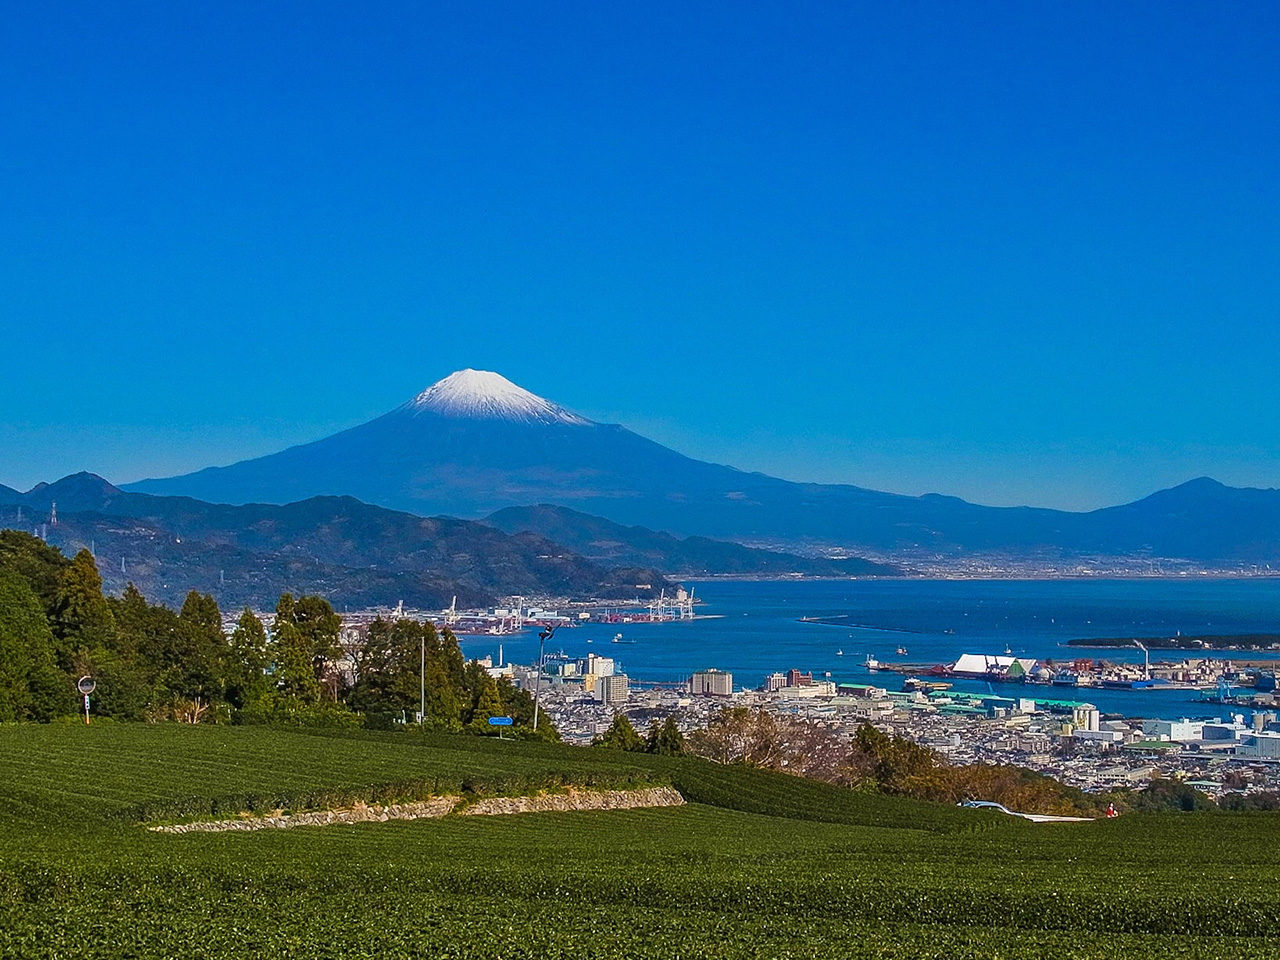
[2,724,1278,958]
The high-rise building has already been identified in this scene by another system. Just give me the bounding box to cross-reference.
[578,653,615,677]
[597,674,630,705]
[689,669,733,696]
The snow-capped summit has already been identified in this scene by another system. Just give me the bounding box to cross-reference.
[405,369,592,425]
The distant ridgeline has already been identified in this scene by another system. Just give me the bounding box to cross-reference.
[0,472,672,610]
[0,529,548,733]
[0,472,897,613]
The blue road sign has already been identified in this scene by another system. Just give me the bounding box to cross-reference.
[488,716,514,726]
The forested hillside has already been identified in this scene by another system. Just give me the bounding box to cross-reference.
[1,473,668,609]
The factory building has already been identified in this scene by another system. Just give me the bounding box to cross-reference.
[1237,730,1280,760]
[1143,719,1206,743]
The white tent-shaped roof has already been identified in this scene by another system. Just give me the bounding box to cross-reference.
[952,654,1037,676]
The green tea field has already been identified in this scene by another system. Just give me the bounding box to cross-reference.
[2,724,1278,959]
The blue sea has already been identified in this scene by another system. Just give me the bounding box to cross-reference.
[459,578,1280,720]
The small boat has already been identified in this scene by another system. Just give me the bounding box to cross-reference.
[896,646,908,656]
[836,649,844,656]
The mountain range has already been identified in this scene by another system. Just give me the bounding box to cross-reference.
[123,369,1280,566]
[483,504,896,577]
[2,472,899,610]
[0,473,669,609]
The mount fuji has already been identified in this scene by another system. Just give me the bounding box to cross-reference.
[126,369,1280,562]
[130,367,860,538]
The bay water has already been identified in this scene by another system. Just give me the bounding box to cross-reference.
[460,578,1280,720]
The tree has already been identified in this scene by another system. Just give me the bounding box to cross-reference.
[291,595,343,684]
[271,618,322,704]
[103,583,178,719]
[423,659,461,728]
[0,570,66,721]
[1219,790,1280,811]
[1125,776,1215,813]
[0,530,69,615]
[226,608,272,713]
[108,583,151,647]
[593,713,645,752]
[687,707,783,766]
[494,676,557,740]
[646,716,685,755]
[175,591,228,703]
[48,549,116,671]
[688,708,850,780]
[349,618,423,719]
[272,594,344,701]
[467,674,504,731]
[847,723,943,794]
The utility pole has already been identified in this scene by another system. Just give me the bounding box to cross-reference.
[533,625,557,731]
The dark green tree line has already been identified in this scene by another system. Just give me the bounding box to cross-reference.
[0,531,552,737]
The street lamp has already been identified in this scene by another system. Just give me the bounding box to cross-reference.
[533,625,557,731]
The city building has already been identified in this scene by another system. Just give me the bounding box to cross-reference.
[1072,729,1124,745]
[771,680,837,699]
[1237,730,1280,760]
[578,653,615,677]
[1202,719,1248,741]
[596,674,630,705]
[1143,718,1206,742]
[835,683,889,700]
[690,669,733,696]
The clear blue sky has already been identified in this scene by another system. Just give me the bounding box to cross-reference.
[2,2,1277,510]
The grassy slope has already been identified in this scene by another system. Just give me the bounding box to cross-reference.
[2,724,1279,959]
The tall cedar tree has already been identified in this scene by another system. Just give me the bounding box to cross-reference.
[49,549,116,671]
[226,608,271,712]
[0,569,65,721]
[176,591,228,703]
[467,672,504,730]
